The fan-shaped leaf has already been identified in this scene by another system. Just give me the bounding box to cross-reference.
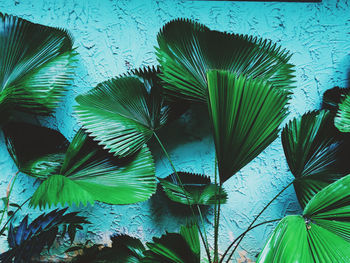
[5,123,156,208]
[0,208,88,263]
[322,86,350,114]
[257,174,350,263]
[143,223,200,263]
[159,172,227,205]
[207,70,288,182]
[282,110,346,207]
[0,13,76,121]
[75,66,186,157]
[30,130,156,209]
[335,93,350,132]
[157,18,295,102]
[3,122,69,179]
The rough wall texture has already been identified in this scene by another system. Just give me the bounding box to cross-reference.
[0,0,349,261]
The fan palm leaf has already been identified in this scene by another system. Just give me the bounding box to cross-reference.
[143,223,200,263]
[4,123,156,208]
[335,93,350,132]
[75,66,186,157]
[207,70,288,182]
[322,86,350,114]
[159,172,227,205]
[257,174,350,262]
[156,18,295,102]
[282,110,346,207]
[0,13,76,122]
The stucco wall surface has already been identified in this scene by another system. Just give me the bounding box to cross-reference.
[0,0,349,261]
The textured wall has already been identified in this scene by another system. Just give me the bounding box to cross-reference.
[0,0,349,261]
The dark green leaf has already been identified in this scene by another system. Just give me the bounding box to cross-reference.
[75,66,186,157]
[207,70,288,182]
[0,13,76,121]
[30,129,156,209]
[322,86,350,114]
[258,174,350,262]
[143,223,200,263]
[3,122,69,180]
[282,110,346,207]
[157,18,295,102]
[335,93,350,132]
[159,172,227,205]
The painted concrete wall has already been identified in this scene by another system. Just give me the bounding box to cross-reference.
[0,0,349,261]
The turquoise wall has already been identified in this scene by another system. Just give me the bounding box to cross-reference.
[0,0,349,261]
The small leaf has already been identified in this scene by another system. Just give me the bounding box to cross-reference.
[159,172,227,205]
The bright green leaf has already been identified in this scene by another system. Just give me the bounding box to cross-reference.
[335,93,350,132]
[75,66,186,157]
[207,70,288,182]
[258,174,350,262]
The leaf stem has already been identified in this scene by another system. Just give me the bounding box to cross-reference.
[214,182,222,262]
[153,132,212,263]
[221,181,293,263]
[0,171,19,226]
[0,197,31,235]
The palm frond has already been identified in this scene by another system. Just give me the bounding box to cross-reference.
[75,66,187,157]
[322,86,350,114]
[3,122,69,179]
[282,110,346,207]
[5,123,156,208]
[335,93,350,132]
[207,70,288,182]
[159,172,227,205]
[257,174,350,262]
[156,18,295,102]
[143,223,200,263]
[0,13,76,120]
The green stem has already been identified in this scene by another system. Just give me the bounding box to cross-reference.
[221,181,293,263]
[224,218,282,260]
[214,182,222,262]
[0,197,31,235]
[0,171,19,226]
[153,132,212,263]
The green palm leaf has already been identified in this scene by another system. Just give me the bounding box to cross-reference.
[335,93,350,132]
[0,13,76,121]
[207,70,288,182]
[143,223,200,263]
[282,110,346,208]
[156,18,295,102]
[75,66,186,157]
[159,172,227,205]
[4,123,156,208]
[257,174,350,263]
[3,122,69,179]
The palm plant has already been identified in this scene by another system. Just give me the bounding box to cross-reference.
[2,14,349,263]
[4,122,156,208]
[73,18,299,263]
[0,13,76,123]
